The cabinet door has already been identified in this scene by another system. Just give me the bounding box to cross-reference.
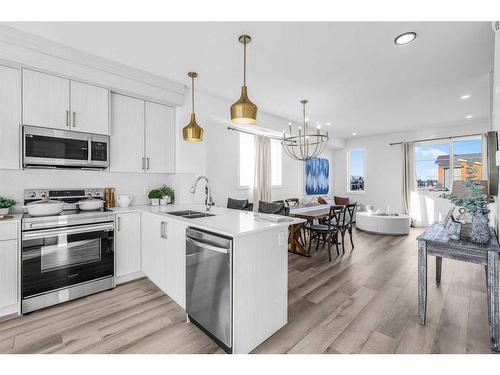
[0,65,21,169]
[145,101,175,173]
[110,93,145,173]
[0,240,18,308]
[141,213,167,291]
[70,81,109,135]
[22,69,70,129]
[115,212,141,278]
[164,220,187,308]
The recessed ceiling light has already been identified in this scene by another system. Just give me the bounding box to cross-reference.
[394,32,417,45]
[461,94,471,100]
[352,132,357,136]
[326,122,331,126]
[466,115,473,119]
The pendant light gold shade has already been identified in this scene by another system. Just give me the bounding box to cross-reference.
[183,72,204,142]
[231,35,258,124]
[230,86,257,124]
[183,113,204,142]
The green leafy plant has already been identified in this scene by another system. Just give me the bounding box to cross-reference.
[148,189,163,200]
[440,161,490,215]
[0,197,16,209]
[158,185,175,203]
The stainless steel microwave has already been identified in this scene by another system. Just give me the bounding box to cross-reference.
[23,126,109,169]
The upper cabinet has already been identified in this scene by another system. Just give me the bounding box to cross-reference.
[145,101,175,174]
[110,92,175,174]
[22,69,70,130]
[0,64,21,170]
[22,69,109,135]
[70,80,109,134]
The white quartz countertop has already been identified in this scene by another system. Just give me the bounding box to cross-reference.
[0,213,22,223]
[110,204,305,237]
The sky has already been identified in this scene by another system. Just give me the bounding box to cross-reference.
[414,139,482,180]
[350,150,364,177]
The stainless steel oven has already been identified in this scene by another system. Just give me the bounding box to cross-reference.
[23,125,109,169]
[21,221,114,313]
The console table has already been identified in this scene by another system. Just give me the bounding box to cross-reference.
[417,223,500,352]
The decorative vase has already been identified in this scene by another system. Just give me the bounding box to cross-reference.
[470,213,490,245]
[150,198,160,206]
[0,207,9,217]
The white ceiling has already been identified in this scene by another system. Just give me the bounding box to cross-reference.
[4,22,494,138]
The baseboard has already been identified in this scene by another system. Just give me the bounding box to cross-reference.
[0,303,20,318]
[115,271,145,285]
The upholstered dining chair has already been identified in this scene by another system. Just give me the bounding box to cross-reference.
[227,198,253,211]
[258,200,290,216]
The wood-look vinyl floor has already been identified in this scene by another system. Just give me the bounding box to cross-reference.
[0,227,496,354]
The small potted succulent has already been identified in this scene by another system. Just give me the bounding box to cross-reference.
[0,197,16,217]
[440,161,490,244]
[158,185,175,205]
[148,189,163,206]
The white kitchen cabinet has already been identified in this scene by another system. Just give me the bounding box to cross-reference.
[140,213,186,308]
[110,93,175,174]
[115,212,142,280]
[0,220,19,317]
[22,69,70,130]
[23,69,109,134]
[0,64,21,170]
[141,212,168,291]
[110,93,145,173]
[70,80,109,135]
[164,219,187,309]
[145,101,175,174]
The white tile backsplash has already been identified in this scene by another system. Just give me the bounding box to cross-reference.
[0,168,185,213]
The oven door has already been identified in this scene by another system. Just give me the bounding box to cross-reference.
[21,222,114,299]
[23,126,91,168]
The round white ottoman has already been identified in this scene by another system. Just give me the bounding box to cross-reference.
[356,211,410,235]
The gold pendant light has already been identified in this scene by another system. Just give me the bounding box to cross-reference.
[230,35,258,124]
[183,72,204,142]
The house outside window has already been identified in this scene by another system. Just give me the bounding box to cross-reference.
[347,149,365,192]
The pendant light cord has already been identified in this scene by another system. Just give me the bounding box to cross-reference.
[191,76,195,114]
[243,38,247,87]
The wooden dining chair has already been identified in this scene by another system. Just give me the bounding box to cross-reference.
[335,203,357,253]
[308,205,343,261]
[285,198,300,207]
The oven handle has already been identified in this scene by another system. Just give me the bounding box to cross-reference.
[22,222,114,240]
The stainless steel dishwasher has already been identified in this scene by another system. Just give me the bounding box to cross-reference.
[186,227,233,353]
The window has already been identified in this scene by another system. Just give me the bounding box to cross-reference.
[238,133,282,188]
[347,149,365,192]
[415,142,450,191]
[239,133,255,188]
[415,136,483,192]
[270,139,282,186]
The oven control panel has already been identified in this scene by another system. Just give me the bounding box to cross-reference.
[24,188,104,201]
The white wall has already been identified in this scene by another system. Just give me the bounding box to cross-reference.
[175,88,336,208]
[492,28,500,233]
[331,121,490,226]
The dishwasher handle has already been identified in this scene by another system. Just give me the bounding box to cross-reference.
[186,236,230,254]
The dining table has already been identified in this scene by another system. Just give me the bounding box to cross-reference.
[288,204,335,256]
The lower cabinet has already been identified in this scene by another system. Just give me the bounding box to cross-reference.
[115,212,142,281]
[141,213,187,309]
[0,235,19,316]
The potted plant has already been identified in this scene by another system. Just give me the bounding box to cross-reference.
[158,185,175,205]
[440,161,490,244]
[148,189,162,206]
[0,197,16,217]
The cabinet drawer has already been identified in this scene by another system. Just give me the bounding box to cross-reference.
[0,222,18,241]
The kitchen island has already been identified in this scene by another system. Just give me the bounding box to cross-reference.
[111,204,304,354]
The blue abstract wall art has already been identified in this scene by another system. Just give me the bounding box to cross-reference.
[305,158,329,195]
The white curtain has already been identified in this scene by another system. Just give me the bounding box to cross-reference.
[253,135,272,206]
[402,141,417,227]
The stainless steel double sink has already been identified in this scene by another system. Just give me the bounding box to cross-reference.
[168,210,215,219]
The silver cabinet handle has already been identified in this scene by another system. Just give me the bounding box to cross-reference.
[66,110,70,127]
[141,157,145,171]
[146,157,150,170]
[73,112,76,127]
[160,221,168,239]
[117,216,121,231]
